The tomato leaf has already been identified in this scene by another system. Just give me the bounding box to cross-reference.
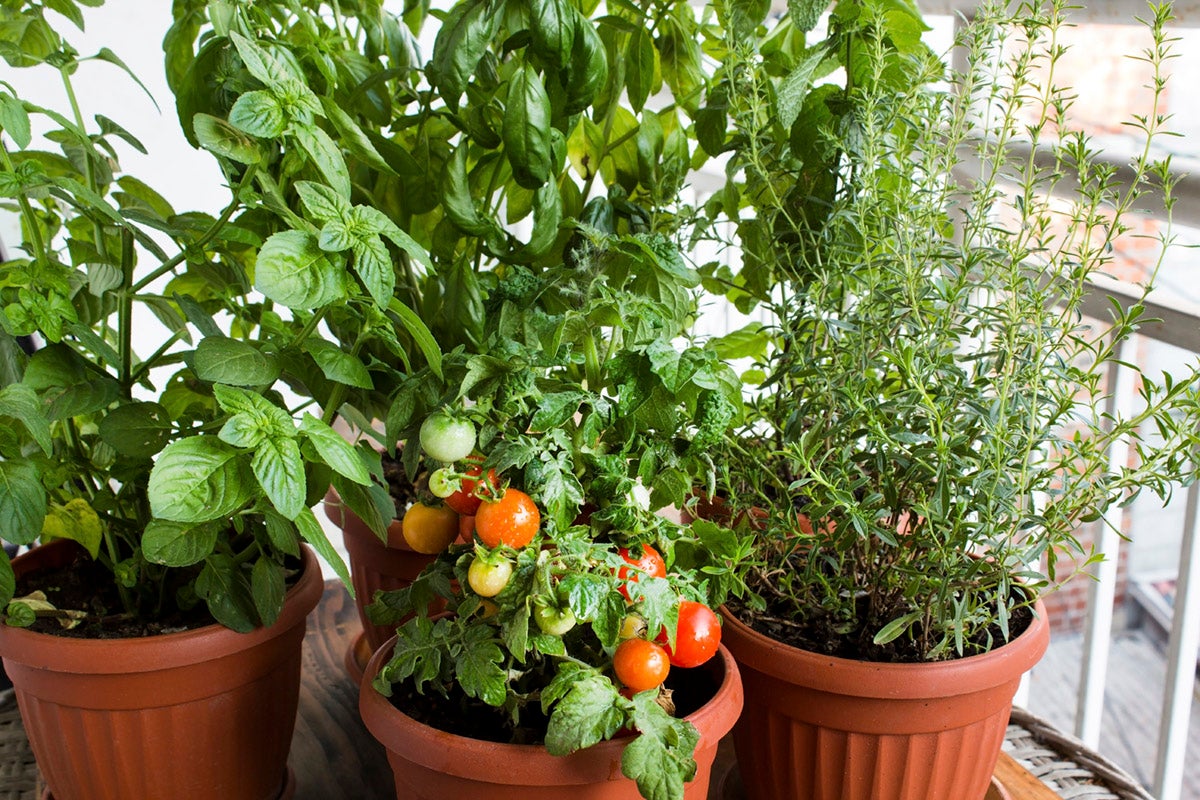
[622,692,700,800]
[455,623,508,706]
[543,666,624,755]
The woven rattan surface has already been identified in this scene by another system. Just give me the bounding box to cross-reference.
[0,690,37,800]
[1005,707,1154,800]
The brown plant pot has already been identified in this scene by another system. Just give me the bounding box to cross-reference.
[720,601,1049,800]
[359,635,744,799]
[0,540,323,800]
[323,488,435,658]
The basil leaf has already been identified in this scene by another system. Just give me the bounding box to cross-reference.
[255,231,347,310]
[503,65,553,190]
[252,436,307,520]
[148,437,254,524]
[143,519,218,567]
[98,401,174,458]
[625,27,656,114]
[193,337,281,387]
[428,0,497,109]
[530,0,574,68]
[228,90,286,138]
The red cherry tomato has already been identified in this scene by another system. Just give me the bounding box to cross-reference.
[445,465,498,516]
[613,638,670,693]
[659,600,721,668]
[475,488,540,549]
[617,544,666,602]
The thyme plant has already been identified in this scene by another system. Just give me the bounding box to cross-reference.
[703,0,1199,660]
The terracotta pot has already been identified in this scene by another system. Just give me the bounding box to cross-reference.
[324,488,434,655]
[720,601,1048,800]
[359,636,744,799]
[0,541,323,800]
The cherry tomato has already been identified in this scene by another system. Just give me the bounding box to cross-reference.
[401,502,459,554]
[467,556,513,597]
[619,613,647,640]
[617,544,667,602]
[419,413,476,463]
[613,638,670,693]
[660,600,721,668]
[534,603,577,635]
[475,488,540,549]
[458,514,476,543]
[445,464,498,516]
[428,467,459,499]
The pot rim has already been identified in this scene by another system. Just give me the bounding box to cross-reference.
[0,541,323,673]
[719,598,1049,700]
[358,635,743,783]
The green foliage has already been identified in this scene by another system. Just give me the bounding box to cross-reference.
[703,0,1200,660]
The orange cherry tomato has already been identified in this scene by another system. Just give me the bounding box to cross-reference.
[613,638,670,693]
[401,503,460,554]
[475,488,540,549]
[617,544,667,602]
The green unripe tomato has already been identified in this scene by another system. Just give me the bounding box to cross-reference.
[467,556,513,598]
[534,603,576,636]
[428,467,459,499]
[419,413,476,463]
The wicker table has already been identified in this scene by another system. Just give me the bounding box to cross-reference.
[0,581,1153,800]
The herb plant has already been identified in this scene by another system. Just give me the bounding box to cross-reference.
[0,0,440,631]
[702,0,1199,660]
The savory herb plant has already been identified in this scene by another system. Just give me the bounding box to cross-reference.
[702,0,1199,660]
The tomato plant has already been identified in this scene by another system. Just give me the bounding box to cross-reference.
[401,503,460,554]
[617,544,667,602]
[613,638,670,693]
[659,601,722,669]
[475,488,540,549]
[468,556,513,597]
[419,413,476,463]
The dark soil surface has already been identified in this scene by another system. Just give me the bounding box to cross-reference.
[390,660,721,746]
[382,452,422,517]
[727,594,1034,663]
[15,551,214,639]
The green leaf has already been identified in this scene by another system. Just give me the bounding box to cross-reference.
[529,391,583,432]
[23,344,120,421]
[228,90,286,138]
[530,0,575,67]
[622,694,700,800]
[504,65,554,189]
[0,462,42,546]
[389,299,443,379]
[255,231,347,310]
[212,384,295,437]
[143,519,218,567]
[295,181,351,225]
[625,27,656,114]
[428,0,497,108]
[98,402,173,458]
[544,669,623,755]
[148,437,254,524]
[196,554,258,633]
[251,555,286,628]
[41,498,102,558]
[788,0,828,33]
[442,145,492,236]
[0,548,14,608]
[357,206,436,273]
[92,47,158,109]
[193,337,281,387]
[321,99,398,177]
[874,611,923,645]
[263,508,302,557]
[293,123,351,200]
[352,234,394,307]
[563,11,607,114]
[0,94,32,150]
[295,507,352,593]
[305,339,374,389]
[193,113,262,164]
[777,49,824,130]
[253,436,306,520]
[711,322,769,361]
[456,624,508,706]
[299,415,371,485]
[0,383,51,453]
[228,31,302,90]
